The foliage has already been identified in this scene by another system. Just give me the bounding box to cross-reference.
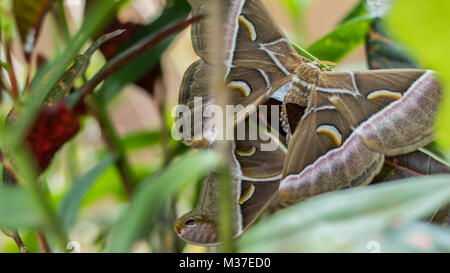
[386,0,450,153]
[0,0,448,253]
[239,176,450,252]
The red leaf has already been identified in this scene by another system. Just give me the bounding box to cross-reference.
[25,102,80,171]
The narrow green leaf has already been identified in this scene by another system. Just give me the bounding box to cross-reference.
[1,0,129,252]
[58,154,118,229]
[122,131,161,151]
[0,184,43,229]
[291,42,333,71]
[45,29,125,105]
[3,145,69,251]
[292,42,319,62]
[307,14,375,62]
[420,143,450,167]
[239,175,450,252]
[339,0,368,25]
[105,150,220,252]
[5,0,126,149]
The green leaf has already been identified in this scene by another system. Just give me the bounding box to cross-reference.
[291,42,333,71]
[307,14,375,63]
[0,184,43,229]
[238,175,450,252]
[81,164,128,205]
[2,145,70,251]
[105,150,221,252]
[290,0,369,68]
[386,0,450,152]
[45,29,125,106]
[58,154,118,229]
[122,130,161,151]
[339,0,368,25]
[5,0,126,149]
[420,142,450,167]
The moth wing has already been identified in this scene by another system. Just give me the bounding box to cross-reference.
[175,120,285,245]
[319,69,440,155]
[177,0,303,148]
[280,69,441,205]
[280,86,383,205]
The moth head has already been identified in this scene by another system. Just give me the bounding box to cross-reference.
[174,210,218,246]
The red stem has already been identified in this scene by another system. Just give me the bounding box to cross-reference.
[384,160,426,177]
[36,232,52,253]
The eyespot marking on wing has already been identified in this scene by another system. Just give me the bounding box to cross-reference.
[317,124,342,147]
[238,15,257,41]
[175,218,213,233]
[184,219,197,228]
[367,90,403,100]
[236,145,257,157]
[238,184,256,205]
[228,80,251,97]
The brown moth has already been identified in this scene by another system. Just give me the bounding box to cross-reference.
[176,0,303,148]
[175,0,441,244]
[175,119,285,245]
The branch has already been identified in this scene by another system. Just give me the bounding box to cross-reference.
[384,160,426,177]
[66,14,205,108]
[36,232,51,253]
[1,229,28,253]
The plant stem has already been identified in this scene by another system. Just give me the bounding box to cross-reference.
[4,230,28,253]
[384,160,426,177]
[4,43,19,100]
[55,0,71,43]
[85,94,135,199]
[5,146,69,252]
[210,0,234,253]
[218,165,234,252]
[36,232,51,253]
